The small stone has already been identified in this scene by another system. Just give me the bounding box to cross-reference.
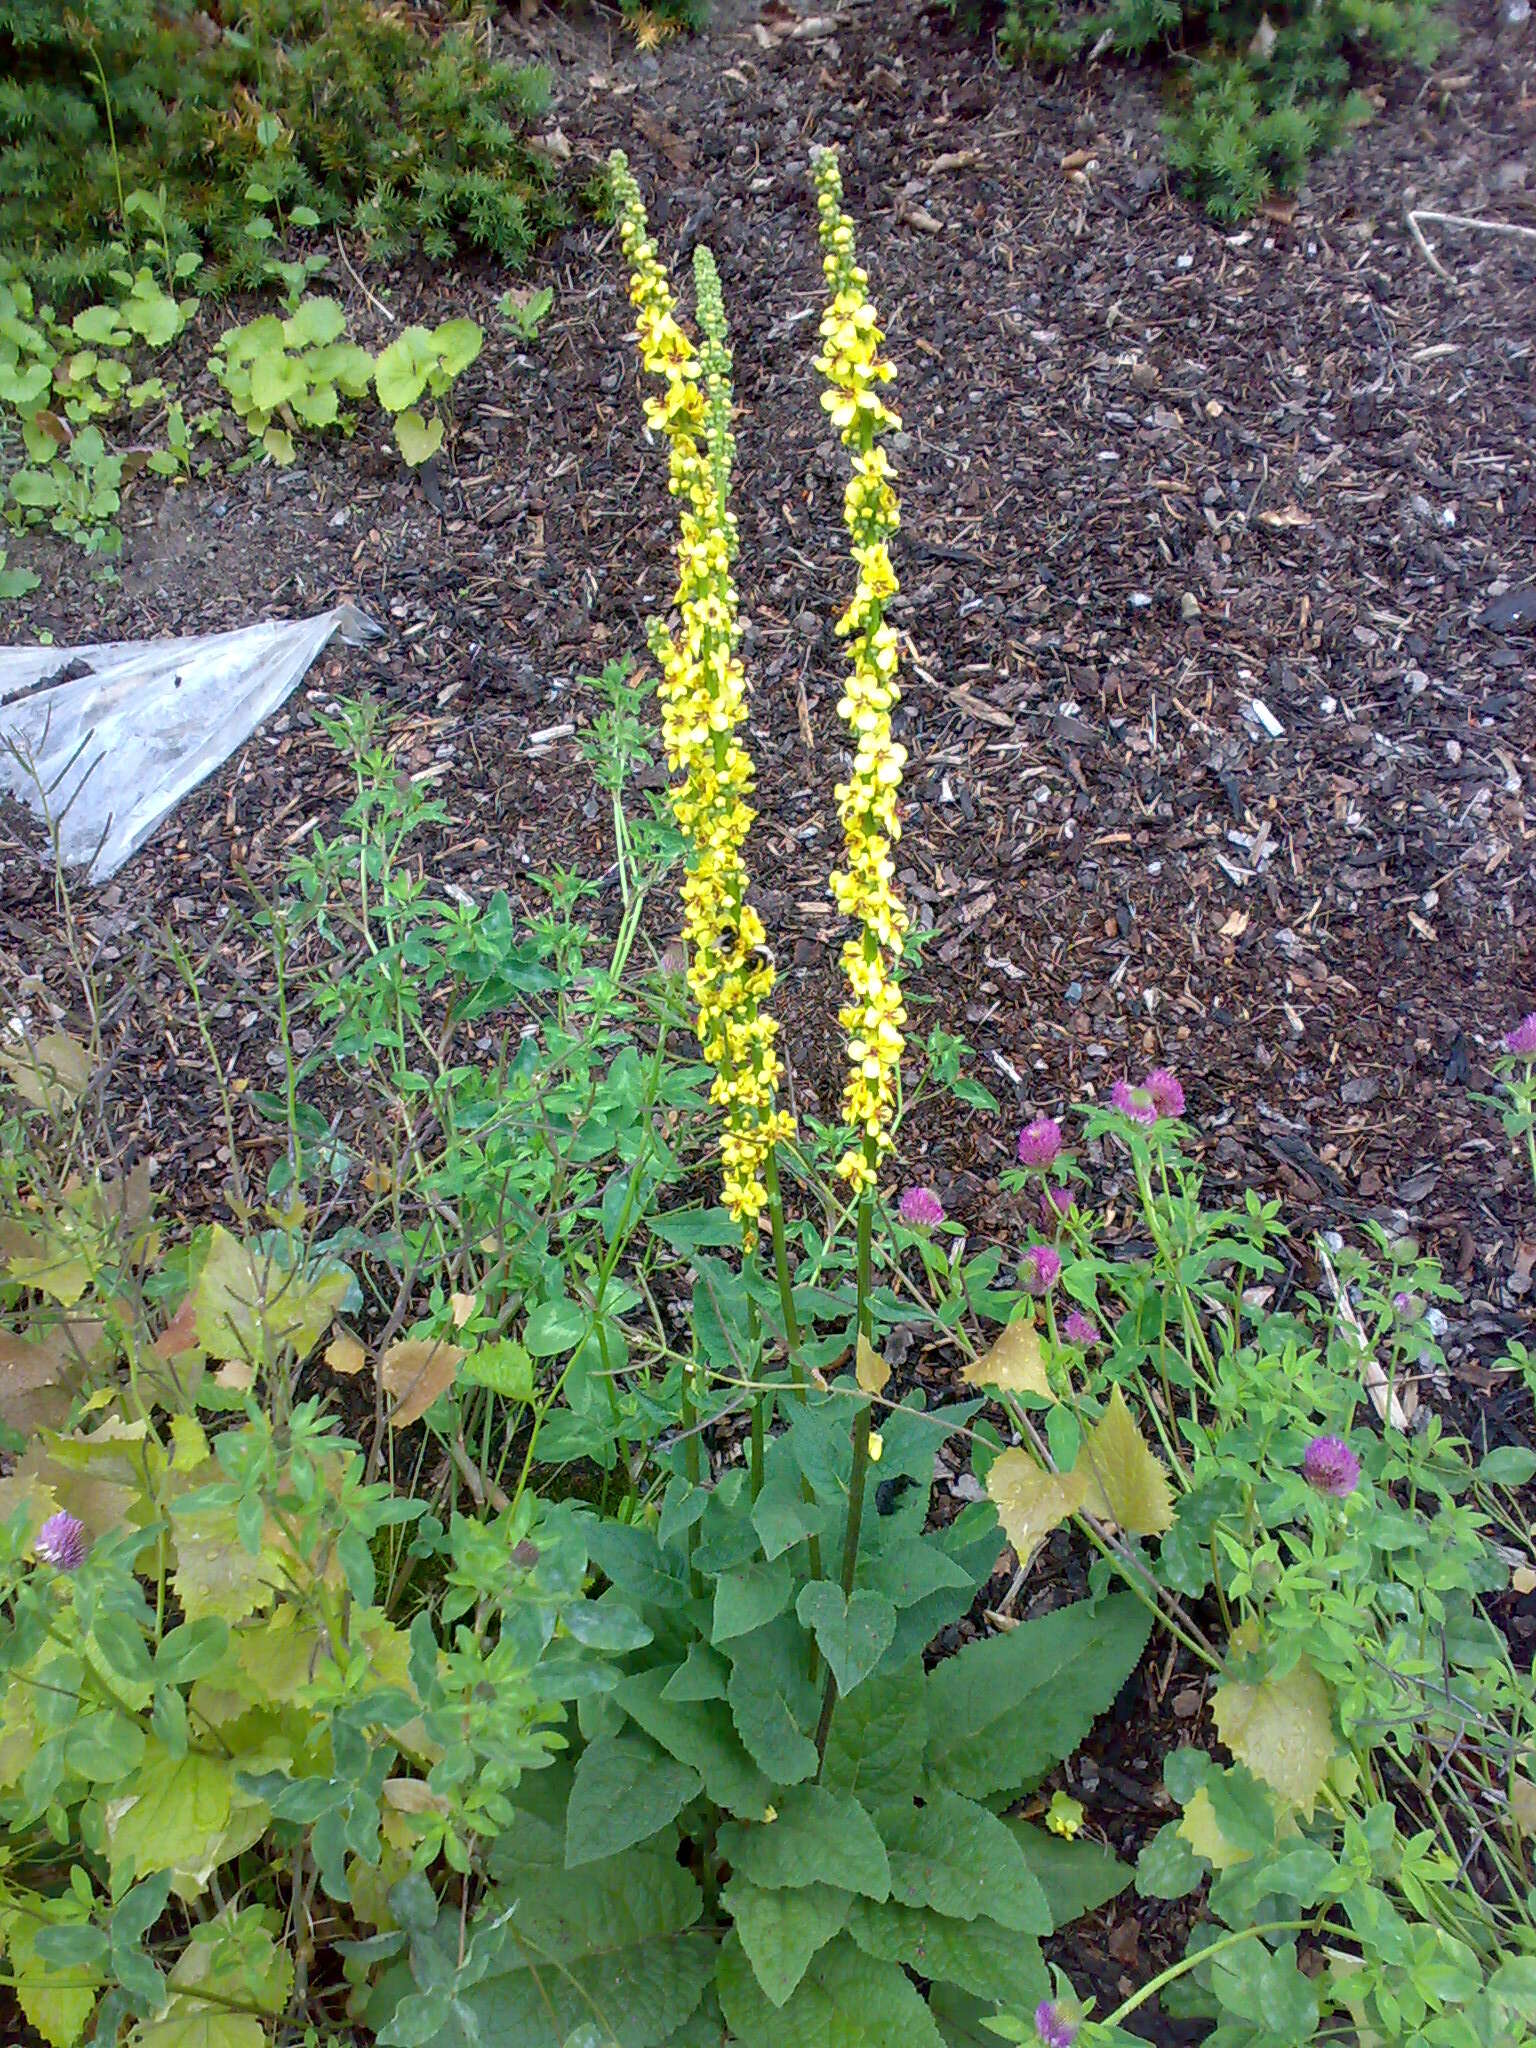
[1180,591,1201,621]
[1065,981,1084,1005]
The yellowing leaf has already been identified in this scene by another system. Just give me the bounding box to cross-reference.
[1177,1786,1252,1870]
[104,1743,238,1892]
[325,1331,366,1377]
[1213,1658,1335,1819]
[1078,1386,1174,1537]
[169,1414,209,1473]
[963,1320,1052,1401]
[0,1029,92,1112]
[0,1890,101,2048]
[0,1328,86,1435]
[193,1228,348,1366]
[986,1448,1087,1563]
[450,1290,478,1328]
[380,1337,463,1428]
[170,1503,276,1625]
[855,1334,889,1396]
[1511,1776,1536,1836]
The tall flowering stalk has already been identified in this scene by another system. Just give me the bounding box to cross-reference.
[811,148,910,1202]
[609,151,793,1242]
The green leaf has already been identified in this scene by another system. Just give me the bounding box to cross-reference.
[718,1785,890,1901]
[104,1742,265,1894]
[712,1555,792,1644]
[394,407,444,467]
[723,1879,849,2006]
[822,1664,927,1812]
[752,1475,830,1561]
[523,1295,588,1358]
[461,1338,534,1401]
[796,1582,896,1696]
[925,1593,1151,1802]
[845,1898,1049,2009]
[586,1523,688,1607]
[662,1642,728,1702]
[1005,1822,1131,1926]
[615,1667,772,1819]
[880,1791,1049,1932]
[859,1540,975,1609]
[283,296,347,347]
[191,1226,348,1365]
[0,1893,101,2048]
[565,1734,702,1868]
[71,304,128,346]
[1134,1819,1206,1899]
[469,1846,712,2048]
[374,325,434,411]
[433,316,483,377]
[717,1932,945,2048]
[726,1621,819,1786]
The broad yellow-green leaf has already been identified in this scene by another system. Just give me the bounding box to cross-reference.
[0,1891,101,2048]
[1176,1785,1252,1869]
[132,2010,265,2048]
[105,1742,255,1893]
[962,1320,1051,1400]
[170,1503,275,1625]
[1212,1659,1335,1819]
[393,407,443,468]
[0,1029,91,1111]
[717,1784,891,1901]
[192,1229,347,1367]
[986,1449,1085,1562]
[1077,1386,1174,1537]
[856,1335,889,1397]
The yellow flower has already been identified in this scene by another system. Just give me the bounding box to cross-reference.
[811,148,909,1193]
[1046,1790,1086,1840]
[610,152,792,1239]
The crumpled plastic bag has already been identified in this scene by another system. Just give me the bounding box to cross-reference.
[0,604,381,881]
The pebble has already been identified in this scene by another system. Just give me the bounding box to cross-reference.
[1180,591,1201,621]
[1065,981,1084,1005]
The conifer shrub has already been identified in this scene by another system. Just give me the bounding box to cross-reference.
[0,0,565,297]
[946,0,1448,218]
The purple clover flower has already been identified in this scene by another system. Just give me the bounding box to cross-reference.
[1017,1117,1063,1168]
[1303,1435,1361,1499]
[34,1511,87,1571]
[1110,1078,1158,1126]
[1144,1066,1185,1119]
[1041,1185,1074,1228]
[1062,1310,1102,1348]
[898,1185,945,1229]
[1034,2002,1078,2048]
[1506,1014,1536,1058]
[1021,1244,1062,1295]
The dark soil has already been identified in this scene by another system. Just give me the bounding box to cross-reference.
[1,3,1534,2026]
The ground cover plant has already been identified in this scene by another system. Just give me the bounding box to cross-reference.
[1,146,1535,2048]
[0,0,564,299]
[944,0,1448,218]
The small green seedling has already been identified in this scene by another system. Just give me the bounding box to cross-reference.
[0,546,38,599]
[210,296,374,465]
[373,317,483,467]
[499,284,554,345]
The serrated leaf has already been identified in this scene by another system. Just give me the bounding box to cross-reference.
[881,1791,1049,1932]
[192,1227,347,1366]
[752,1475,830,1561]
[856,1334,889,1396]
[460,1337,533,1401]
[615,1667,772,1819]
[845,1898,1049,2009]
[712,1555,792,1644]
[795,1582,896,1696]
[723,1879,849,2006]
[381,1336,464,1428]
[717,1932,944,2048]
[565,1734,701,1867]
[718,1785,890,1901]
[985,1448,1086,1565]
[925,1593,1152,1803]
[1004,1822,1131,1926]
[1176,1786,1253,1870]
[727,1622,819,1785]
[1077,1386,1174,1537]
[103,1742,264,1893]
[859,1540,975,1610]
[0,1893,101,2048]
[470,1846,712,2048]
[662,1642,728,1702]
[822,1664,928,1812]
[962,1320,1051,1399]
[1212,1657,1334,1818]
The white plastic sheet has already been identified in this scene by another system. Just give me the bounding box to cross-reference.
[0,604,381,881]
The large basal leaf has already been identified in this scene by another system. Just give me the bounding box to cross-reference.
[1004,1822,1132,1928]
[924,1593,1151,1803]
[880,1792,1049,1933]
[878,1509,1002,1673]
[961,1321,1051,1401]
[1077,1386,1175,1538]
[821,1664,927,1815]
[844,1897,1049,2010]
[716,1932,945,2048]
[726,1621,820,1787]
[985,1450,1086,1566]
[717,1785,890,1902]
[712,1556,794,1645]
[468,1847,712,2048]
[723,1878,850,2006]
[565,1733,702,1867]
[615,1666,772,1819]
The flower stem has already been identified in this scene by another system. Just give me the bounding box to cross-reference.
[1100,1919,1317,2031]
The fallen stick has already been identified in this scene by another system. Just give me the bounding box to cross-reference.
[1406,207,1536,282]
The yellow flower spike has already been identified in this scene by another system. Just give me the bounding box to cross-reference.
[811,148,910,1192]
[609,152,793,1240]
